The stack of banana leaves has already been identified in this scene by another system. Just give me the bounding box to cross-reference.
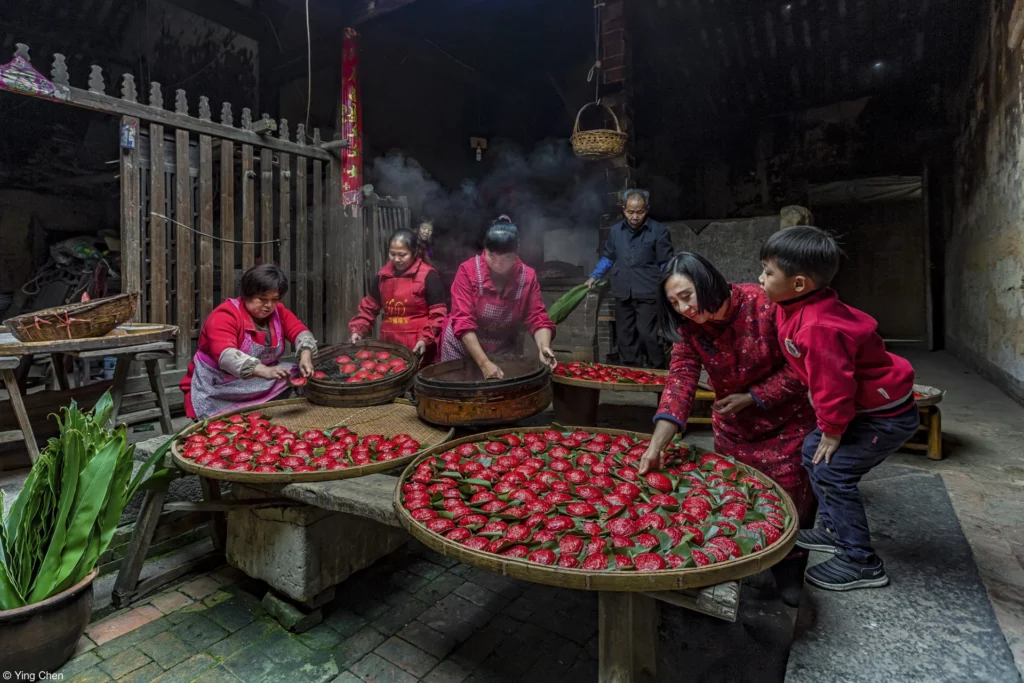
[548,280,605,325]
[0,392,169,610]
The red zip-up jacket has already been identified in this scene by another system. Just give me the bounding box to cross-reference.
[774,288,915,435]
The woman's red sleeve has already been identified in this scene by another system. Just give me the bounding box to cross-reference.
[450,264,479,339]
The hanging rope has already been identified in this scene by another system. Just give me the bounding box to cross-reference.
[586,1,605,104]
[150,212,285,245]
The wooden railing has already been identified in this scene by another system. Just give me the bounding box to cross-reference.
[362,194,412,292]
[0,43,350,366]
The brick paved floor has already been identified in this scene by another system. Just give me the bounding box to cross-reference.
[59,543,614,683]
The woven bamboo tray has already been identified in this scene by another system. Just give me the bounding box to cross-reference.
[394,426,798,592]
[0,323,177,356]
[551,364,668,393]
[172,399,453,484]
[914,384,945,408]
[3,292,138,343]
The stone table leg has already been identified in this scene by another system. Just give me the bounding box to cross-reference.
[599,591,658,683]
[553,383,601,426]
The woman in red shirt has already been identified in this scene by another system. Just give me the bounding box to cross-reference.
[348,229,447,364]
[638,252,816,605]
[438,216,557,378]
[181,264,316,418]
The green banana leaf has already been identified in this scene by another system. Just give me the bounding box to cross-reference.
[0,490,27,610]
[27,432,120,603]
[28,428,83,600]
[548,281,605,324]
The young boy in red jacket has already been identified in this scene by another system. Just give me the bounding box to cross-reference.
[758,226,919,591]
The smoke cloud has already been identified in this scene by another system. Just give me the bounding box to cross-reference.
[369,139,607,273]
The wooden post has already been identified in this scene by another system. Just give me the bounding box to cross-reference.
[327,160,353,344]
[198,134,215,322]
[241,143,255,271]
[553,383,601,426]
[175,128,194,362]
[279,133,292,306]
[220,138,236,299]
[295,146,308,323]
[120,116,142,321]
[149,123,167,323]
[598,591,658,683]
[312,151,325,342]
[260,147,273,265]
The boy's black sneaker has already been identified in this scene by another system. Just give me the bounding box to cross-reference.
[804,555,889,591]
[795,527,838,553]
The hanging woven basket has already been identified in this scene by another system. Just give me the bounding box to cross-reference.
[571,101,628,160]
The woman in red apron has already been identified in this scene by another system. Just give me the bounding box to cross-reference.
[638,252,816,606]
[181,264,316,418]
[348,229,447,364]
[438,216,557,378]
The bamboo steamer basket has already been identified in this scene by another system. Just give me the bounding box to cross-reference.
[414,357,552,428]
[171,398,452,484]
[571,102,628,160]
[551,363,667,393]
[3,293,138,343]
[394,426,798,592]
[303,341,417,408]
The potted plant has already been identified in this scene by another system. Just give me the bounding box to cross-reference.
[0,392,170,672]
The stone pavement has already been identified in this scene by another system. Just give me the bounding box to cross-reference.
[59,545,606,683]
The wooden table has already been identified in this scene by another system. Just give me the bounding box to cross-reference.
[397,427,799,683]
[112,400,453,613]
[551,365,670,426]
[0,323,177,462]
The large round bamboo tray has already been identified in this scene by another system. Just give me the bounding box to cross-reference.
[551,364,668,393]
[914,384,945,407]
[304,341,417,407]
[394,426,798,592]
[0,323,177,357]
[172,398,453,484]
[3,293,138,343]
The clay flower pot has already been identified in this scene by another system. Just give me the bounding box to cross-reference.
[0,569,98,673]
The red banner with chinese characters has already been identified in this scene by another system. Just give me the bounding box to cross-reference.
[341,27,362,206]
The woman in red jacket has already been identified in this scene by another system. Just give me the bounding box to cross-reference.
[181,264,316,418]
[348,229,447,364]
[638,252,816,605]
[438,216,557,378]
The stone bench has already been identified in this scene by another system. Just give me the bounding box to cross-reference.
[225,475,409,631]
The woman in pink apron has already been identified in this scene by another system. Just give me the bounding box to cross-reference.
[439,216,557,378]
[181,264,317,418]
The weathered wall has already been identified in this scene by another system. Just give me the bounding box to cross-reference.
[947,0,1024,402]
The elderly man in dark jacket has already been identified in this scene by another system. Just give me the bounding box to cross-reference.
[585,189,674,368]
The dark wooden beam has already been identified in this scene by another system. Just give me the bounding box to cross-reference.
[161,0,265,39]
[349,0,422,25]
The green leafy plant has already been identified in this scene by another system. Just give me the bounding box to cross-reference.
[0,392,172,610]
[548,281,605,325]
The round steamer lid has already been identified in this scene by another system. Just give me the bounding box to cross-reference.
[417,357,547,388]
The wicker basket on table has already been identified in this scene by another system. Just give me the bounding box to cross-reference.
[2,293,138,343]
[571,102,628,159]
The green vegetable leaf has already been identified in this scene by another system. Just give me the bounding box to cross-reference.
[91,391,114,428]
[28,428,84,600]
[29,434,121,602]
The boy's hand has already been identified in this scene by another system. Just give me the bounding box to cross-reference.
[812,433,841,465]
